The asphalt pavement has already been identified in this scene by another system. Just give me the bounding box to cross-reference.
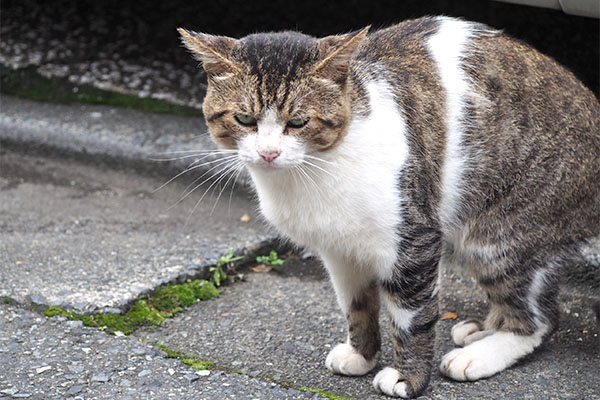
[1,95,599,399]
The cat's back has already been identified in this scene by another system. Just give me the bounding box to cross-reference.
[353,16,599,238]
[354,16,599,135]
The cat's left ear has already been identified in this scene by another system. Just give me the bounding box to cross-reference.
[312,26,370,82]
[177,28,241,76]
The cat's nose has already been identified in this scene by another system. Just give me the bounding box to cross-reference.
[257,149,281,163]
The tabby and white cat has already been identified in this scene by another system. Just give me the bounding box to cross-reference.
[178,16,599,398]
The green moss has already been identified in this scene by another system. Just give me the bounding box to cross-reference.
[160,284,196,307]
[299,388,354,400]
[189,279,220,300]
[43,306,95,327]
[147,280,219,317]
[127,299,166,325]
[42,280,218,335]
[3,296,16,305]
[154,345,349,398]
[0,68,203,117]
[157,344,214,370]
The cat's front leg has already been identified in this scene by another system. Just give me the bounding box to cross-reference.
[373,227,441,398]
[322,253,381,376]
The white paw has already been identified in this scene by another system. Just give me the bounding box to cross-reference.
[440,330,542,381]
[451,320,483,346]
[325,343,377,376]
[373,367,409,398]
[440,346,490,381]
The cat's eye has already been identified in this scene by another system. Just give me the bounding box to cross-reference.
[287,118,309,128]
[234,114,257,126]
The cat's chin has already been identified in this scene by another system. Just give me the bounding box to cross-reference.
[248,162,294,173]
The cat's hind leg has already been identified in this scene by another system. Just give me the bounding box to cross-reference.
[440,258,560,381]
[323,254,381,376]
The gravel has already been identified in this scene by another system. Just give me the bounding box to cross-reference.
[1,1,207,109]
[0,305,314,399]
[0,304,317,399]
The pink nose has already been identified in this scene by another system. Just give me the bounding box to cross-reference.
[258,149,281,163]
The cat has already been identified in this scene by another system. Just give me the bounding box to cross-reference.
[177,16,600,398]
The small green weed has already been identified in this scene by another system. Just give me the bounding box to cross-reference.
[256,251,285,267]
[210,248,243,287]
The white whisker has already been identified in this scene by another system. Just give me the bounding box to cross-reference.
[298,163,328,199]
[210,161,246,215]
[154,149,238,155]
[302,159,336,179]
[178,156,239,199]
[153,155,238,193]
[292,165,311,193]
[184,161,243,225]
[227,163,247,214]
[150,150,238,162]
[305,154,338,167]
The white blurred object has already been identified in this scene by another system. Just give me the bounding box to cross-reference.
[494,0,599,18]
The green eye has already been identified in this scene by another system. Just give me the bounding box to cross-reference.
[287,118,309,128]
[235,114,257,126]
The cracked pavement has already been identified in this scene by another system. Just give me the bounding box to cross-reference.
[1,0,598,397]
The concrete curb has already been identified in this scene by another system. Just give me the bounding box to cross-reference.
[0,95,223,178]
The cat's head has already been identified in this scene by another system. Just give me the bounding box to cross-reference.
[178,27,368,170]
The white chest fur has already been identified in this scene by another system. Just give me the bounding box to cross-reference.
[249,80,409,275]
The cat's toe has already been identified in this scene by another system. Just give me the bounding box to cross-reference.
[451,319,483,346]
[440,346,496,381]
[325,343,377,376]
[372,367,409,398]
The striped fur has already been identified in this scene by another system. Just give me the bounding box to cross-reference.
[180,15,600,398]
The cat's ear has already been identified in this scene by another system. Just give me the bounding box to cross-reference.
[312,26,370,82]
[177,28,241,76]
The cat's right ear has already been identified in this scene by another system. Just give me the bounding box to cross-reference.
[177,28,240,76]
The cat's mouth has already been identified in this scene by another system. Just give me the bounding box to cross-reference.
[249,157,297,171]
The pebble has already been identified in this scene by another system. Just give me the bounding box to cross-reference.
[65,385,84,395]
[36,366,52,374]
[68,365,84,373]
[132,347,147,356]
[91,373,110,383]
[66,320,84,329]
[1,388,19,396]
[184,373,199,383]
[138,369,151,377]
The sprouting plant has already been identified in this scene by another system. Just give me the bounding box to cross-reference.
[256,251,285,267]
[210,248,243,286]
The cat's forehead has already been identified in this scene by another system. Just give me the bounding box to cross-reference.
[233,32,320,80]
